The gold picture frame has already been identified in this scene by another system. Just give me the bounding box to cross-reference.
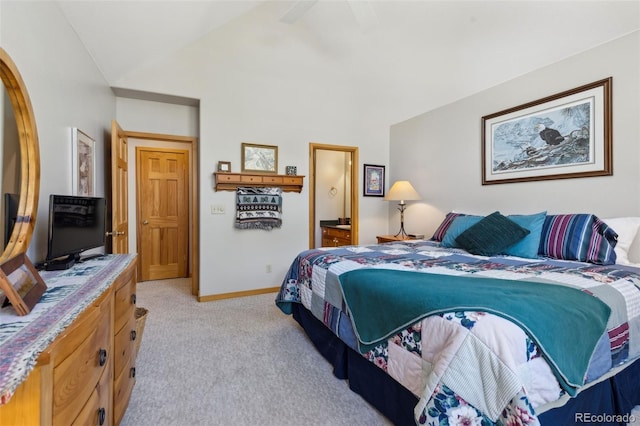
[0,253,47,316]
[241,143,278,174]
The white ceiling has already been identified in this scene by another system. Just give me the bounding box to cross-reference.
[56,0,640,121]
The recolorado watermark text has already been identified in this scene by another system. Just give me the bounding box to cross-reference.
[575,412,636,423]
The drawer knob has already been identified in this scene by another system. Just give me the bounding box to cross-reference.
[130,367,136,378]
[131,329,137,341]
[131,294,137,305]
[98,349,108,366]
[98,407,106,425]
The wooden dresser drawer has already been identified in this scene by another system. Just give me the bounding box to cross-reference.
[71,366,111,426]
[321,226,351,246]
[52,289,112,425]
[325,227,350,239]
[114,278,136,334]
[113,354,136,425]
[114,313,136,376]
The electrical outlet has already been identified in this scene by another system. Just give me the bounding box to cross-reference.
[266,264,272,273]
[210,204,225,215]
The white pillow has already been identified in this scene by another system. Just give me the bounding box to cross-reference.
[603,217,640,265]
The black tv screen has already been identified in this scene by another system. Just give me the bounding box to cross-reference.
[46,194,106,265]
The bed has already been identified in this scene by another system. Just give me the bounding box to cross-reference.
[275,212,640,425]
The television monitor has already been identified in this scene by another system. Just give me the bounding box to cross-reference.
[45,194,106,270]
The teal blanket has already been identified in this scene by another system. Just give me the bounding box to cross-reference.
[339,268,611,395]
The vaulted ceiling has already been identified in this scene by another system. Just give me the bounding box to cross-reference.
[56,1,640,121]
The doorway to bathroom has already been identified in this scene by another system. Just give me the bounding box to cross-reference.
[308,143,359,248]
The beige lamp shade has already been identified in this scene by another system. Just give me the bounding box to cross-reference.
[384,180,421,238]
[384,181,421,203]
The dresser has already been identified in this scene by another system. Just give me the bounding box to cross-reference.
[0,254,138,426]
[322,225,352,247]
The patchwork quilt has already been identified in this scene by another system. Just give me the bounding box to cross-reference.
[275,240,640,425]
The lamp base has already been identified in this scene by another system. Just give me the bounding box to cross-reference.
[394,227,409,239]
[394,202,409,239]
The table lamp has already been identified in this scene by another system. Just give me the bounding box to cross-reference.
[384,180,421,238]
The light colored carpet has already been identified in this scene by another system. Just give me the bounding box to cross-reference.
[120,278,392,426]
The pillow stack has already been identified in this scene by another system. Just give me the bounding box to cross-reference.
[432,211,618,265]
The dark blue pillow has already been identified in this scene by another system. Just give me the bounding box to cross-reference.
[456,211,530,256]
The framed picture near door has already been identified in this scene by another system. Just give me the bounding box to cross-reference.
[72,128,96,196]
[363,164,385,197]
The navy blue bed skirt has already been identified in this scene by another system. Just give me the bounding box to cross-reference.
[291,303,640,426]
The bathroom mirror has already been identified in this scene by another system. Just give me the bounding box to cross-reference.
[0,48,41,263]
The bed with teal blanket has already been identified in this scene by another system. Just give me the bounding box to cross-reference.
[276,239,640,425]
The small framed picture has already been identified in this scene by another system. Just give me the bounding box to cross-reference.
[286,166,297,176]
[0,253,47,316]
[241,143,278,174]
[363,164,385,197]
[218,161,231,173]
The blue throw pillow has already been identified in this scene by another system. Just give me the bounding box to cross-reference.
[503,211,547,259]
[441,215,482,248]
[456,211,530,256]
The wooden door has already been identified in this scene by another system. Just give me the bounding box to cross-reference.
[137,148,188,281]
[110,120,129,253]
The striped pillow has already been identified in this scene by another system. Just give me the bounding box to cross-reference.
[538,214,618,265]
[431,212,467,241]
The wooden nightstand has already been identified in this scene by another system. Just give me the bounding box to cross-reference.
[376,235,416,244]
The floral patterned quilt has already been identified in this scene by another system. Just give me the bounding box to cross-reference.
[275,240,640,425]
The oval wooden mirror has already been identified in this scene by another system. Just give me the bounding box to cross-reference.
[0,48,40,263]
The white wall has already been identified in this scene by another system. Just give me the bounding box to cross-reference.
[114,5,390,296]
[389,31,640,238]
[1,1,115,262]
[115,97,199,137]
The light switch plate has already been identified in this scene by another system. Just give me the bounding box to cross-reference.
[211,204,225,215]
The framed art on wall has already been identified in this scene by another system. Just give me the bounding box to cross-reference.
[363,164,385,197]
[218,161,231,172]
[241,143,278,174]
[72,128,96,195]
[482,77,612,185]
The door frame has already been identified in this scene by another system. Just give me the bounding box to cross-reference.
[308,143,359,248]
[124,130,199,297]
